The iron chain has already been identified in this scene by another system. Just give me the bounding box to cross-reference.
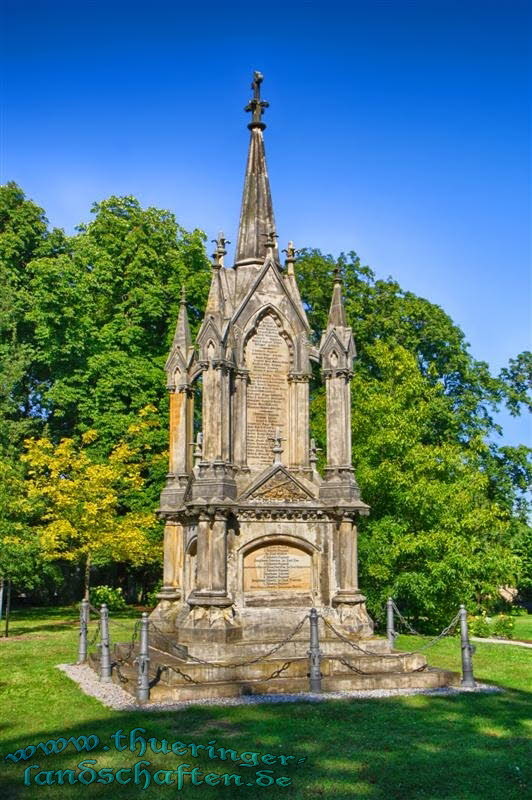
[319,615,415,658]
[149,614,309,669]
[391,601,422,636]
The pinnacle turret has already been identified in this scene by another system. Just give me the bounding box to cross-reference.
[234,72,278,267]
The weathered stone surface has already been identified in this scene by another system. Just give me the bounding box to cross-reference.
[243,544,312,592]
[135,73,457,698]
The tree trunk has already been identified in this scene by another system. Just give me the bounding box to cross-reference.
[83,554,91,601]
[0,577,4,621]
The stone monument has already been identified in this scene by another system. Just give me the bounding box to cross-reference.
[140,73,457,698]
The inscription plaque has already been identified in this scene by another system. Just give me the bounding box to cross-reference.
[245,314,289,468]
[243,544,312,592]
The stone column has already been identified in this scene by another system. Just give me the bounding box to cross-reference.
[233,369,249,468]
[158,522,183,600]
[195,513,211,594]
[332,517,373,636]
[325,369,351,468]
[202,361,232,463]
[288,373,310,468]
[190,513,231,605]
[334,517,360,599]
[202,364,218,461]
[169,385,194,475]
[210,513,228,595]
[216,362,232,463]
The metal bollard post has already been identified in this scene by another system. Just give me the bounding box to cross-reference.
[136,613,151,704]
[459,604,476,688]
[99,603,112,683]
[308,608,322,693]
[77,599,89,663]
[386,597,395,649]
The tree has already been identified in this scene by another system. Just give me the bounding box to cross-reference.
[300,250,531,625]
[2,185,529,623]
[22,422,160,599]
[26,194,212,509]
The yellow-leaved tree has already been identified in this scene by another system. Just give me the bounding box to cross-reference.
[22,424,160,600]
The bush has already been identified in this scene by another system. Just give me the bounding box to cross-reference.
[468,615,491,638]
[146,580,162,608]
[89,585,126,611]
[468,613,514,639]
[491,614,514,639]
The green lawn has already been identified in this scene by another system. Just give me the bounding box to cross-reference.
[513,614,532,642]
[0,607,531,800]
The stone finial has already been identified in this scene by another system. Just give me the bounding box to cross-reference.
[193,432,203,468]
[310,438,322,469]
[169,284,192,356]
[327,265,347,327]
[263,229,279,258]
[211,232,230,268]
[269,427,285,464]
[282,241,299,275]
[245,70,269,130]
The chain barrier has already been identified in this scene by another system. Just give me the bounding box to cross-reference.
[111,620,142,680]
[87,620,101,647]
[320,610,460,659]
[156,659,295,687]
[88,603,101,618]
[319,615,415,659]
[113,661,130,684]
[108,617,140,634]
[390,601,460,648]
[148,614,309,670]
[116,619,141,661]
[391,601,422,637]
[335,655,427,676]
[414,612,461,651]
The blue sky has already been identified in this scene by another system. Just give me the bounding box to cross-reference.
[2,0,530,445]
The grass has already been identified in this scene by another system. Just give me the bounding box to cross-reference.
[512,614,532,642]
[0,607,531,800]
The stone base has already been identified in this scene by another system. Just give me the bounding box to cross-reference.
[98,600,458,702]
[89,641,459,702]
[150,600,374,649]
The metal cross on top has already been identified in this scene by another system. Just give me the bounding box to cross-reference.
[245,70,269,128]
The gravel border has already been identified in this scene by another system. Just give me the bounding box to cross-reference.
[57,663,502,712]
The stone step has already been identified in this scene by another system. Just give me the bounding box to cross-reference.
[90,645,457,702]
[148,632,392,661]
[144,668,460,702]
[111,643,426,682]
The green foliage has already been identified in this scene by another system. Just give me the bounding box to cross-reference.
[468,615,492,638]
[89,585,127,611]
[21,422,160,597]
[491,614,515,639]
[469,614,515,639]
[298,249,531,627]
[146,579,163,608]
[1,186,530,625]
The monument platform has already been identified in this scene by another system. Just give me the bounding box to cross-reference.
[140,73,460,700]
[88,627,459,703]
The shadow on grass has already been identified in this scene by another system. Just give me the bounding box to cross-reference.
[1,689,530,800]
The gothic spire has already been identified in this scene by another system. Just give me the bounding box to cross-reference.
[234,71,278,267]
[171,285,192,351]
[327,267,347,327]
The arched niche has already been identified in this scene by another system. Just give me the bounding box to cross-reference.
[240,535,316,603]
